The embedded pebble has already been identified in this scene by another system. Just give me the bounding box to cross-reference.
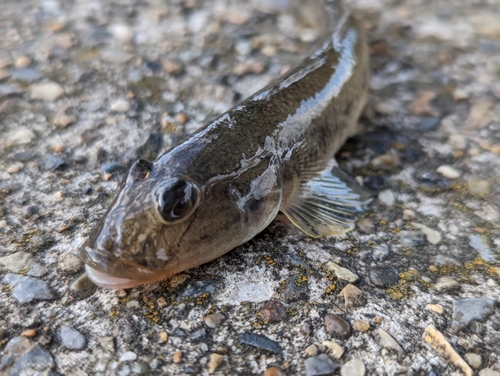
[264,367,286,376]
[30,81,64,101]
[3,274,53,303]
[305,344,318,357]
[436,165,460,179]
[69,273,96,292]
[435,276,460,292]
[469,235,495,262]
[422,325,473,376]
[11,68,42,83]
[0,252,32,272]
[371,153,400,169]
[58,253,83,273]
[9,343,54,375]
[260,300,287,322]
[173,350,183,363]
[464,353,482,369]
[426,304,444,314]
[412,223,442,245]
[0,83,23,98]
[21,329,36,338]
[204,313,226,328]
[369,265,399,287]
[54,113,77,128]
[378,189,395,206]
[304,354,339,376]
[98,337,115,353]
[399,231,426,247]
[6,127,36,145]
[372,244,390,261]
[239,332,282,353]
[324,314,352,339]
[110,98,130,112]
[357,217,375,234]
[340,358,365,376]
[44,154,66,170]
[109,23,135,43]
[322,341,344,359]
[338,284,365,311]
[452,298,497,332]
[325,262,359,283]
[170,273,190,288]
[119,351,138,362]
[59,325,86,350]
[467,177,490,197]
[352,320,370,332]
[376,329,404,354]
[479,369,500,376]
[208,353,224,374]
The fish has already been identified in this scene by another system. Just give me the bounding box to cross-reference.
[80,0,372,289]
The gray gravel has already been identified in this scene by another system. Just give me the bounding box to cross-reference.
[1,0,500,374]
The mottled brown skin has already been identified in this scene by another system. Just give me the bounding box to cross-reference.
[80,1,370,288]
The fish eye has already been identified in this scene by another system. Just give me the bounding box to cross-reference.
[157,179,199,223]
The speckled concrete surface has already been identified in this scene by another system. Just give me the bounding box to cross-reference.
[0,0,499,375]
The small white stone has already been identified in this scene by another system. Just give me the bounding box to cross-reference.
[376,329,404,354]
[412,223,442,245]
[109,23,135,43]
[341,358,366,376]
[110,98,130,112]
[464,353,482,369]
[119,351,137,362]
[30,81,64,101]
[324,262,359,283]
[436,165,461,179]
[378,189,395,206]
[304,344,318,357]
[322,341,344,360]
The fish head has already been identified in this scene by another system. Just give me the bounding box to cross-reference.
[80,157,282,289]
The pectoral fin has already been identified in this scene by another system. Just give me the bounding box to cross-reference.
[282,161,373,238]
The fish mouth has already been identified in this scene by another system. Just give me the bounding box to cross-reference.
[81,243,172,289]
[85,264,168,289]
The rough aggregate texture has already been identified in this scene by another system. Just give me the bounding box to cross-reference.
[0,0,500,374]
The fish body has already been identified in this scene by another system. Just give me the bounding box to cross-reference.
[80,0,372,289]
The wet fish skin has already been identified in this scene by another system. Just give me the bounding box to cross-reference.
[80,0,371,289]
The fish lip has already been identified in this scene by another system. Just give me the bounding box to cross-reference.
[85,265,167,289]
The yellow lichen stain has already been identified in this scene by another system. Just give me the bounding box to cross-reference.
[385,286,405,300]
[264,255,276,266]
[323,283,337,296]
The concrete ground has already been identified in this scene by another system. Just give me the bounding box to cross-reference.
[0,0,499,375]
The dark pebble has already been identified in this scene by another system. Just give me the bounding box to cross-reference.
[11,68,42,83]
[301,321,313,336]
[58,325,86,350]
[469,321,485,335]
[100,162,121,173]
[305,354,340,376]
[260,301,287,322]
[282,274,309,302]
[288,254,309,269]
[427,368,442,376]
[143,60,161,72]
[181,279,216,298]
[183,366,201,374]
[239,332,282,354]
[364,175,389,192]
[44,154,66,171]
[369,265,399,287]
[3,274,53,304]
[10,344,54,375]
[452,298,497,332]
[189,328,206,341]
[399,231,426,247]
[13,150,38,162]
[324,314,352,339]
[22,204,39,216]
[116,318,136,343]
[413,167,449,190]
[416,117,441,131]
[173,328,187,338]
[491,316,500,331]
